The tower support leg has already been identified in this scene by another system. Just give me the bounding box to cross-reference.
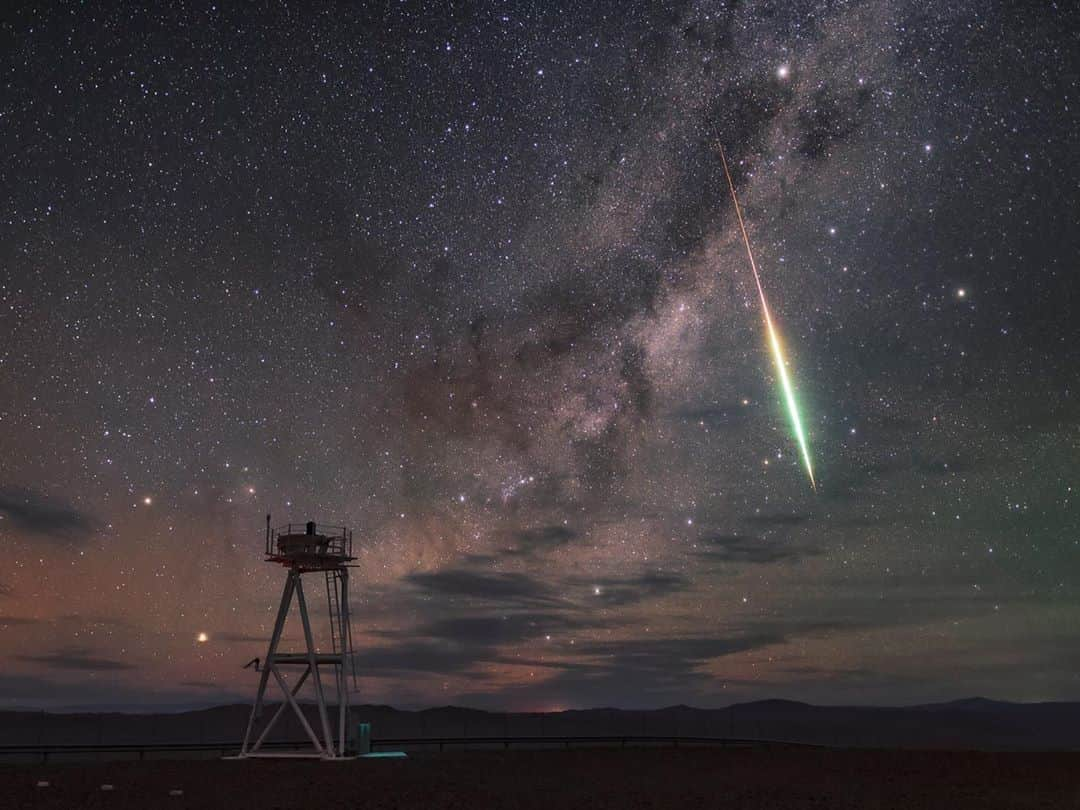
[338,569,350,755]
[241,573,296,755]
[270,667,324,753]
[295,575,336,757]
[251,666,310,752]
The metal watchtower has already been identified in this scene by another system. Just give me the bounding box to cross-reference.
[239,516,357,759]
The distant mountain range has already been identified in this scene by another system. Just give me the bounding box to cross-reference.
[3,698,1080,750]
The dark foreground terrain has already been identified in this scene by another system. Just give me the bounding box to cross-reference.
[3,748,1080,809]
[9,699,1080,750]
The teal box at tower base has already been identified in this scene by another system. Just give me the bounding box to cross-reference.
[355,723,371,755]
[353,722,406,759]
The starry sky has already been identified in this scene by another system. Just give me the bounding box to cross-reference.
[1,1,1078,711]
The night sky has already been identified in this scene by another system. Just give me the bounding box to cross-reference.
[2,1,1078,711]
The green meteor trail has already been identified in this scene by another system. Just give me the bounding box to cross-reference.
[718,143,817,491]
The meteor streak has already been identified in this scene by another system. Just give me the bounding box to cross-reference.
[718,143,816,491]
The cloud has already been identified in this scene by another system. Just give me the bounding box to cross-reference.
[16,649,138,672]
[357,640,496,676]
[363,605,620,679]
[821,450,979,500]
[572,634,783,673]
[216,632,267,644]
[695,534,819,564]
[502,525,577,557]
[578,571,690,607]
[446,590,1011,708]
[0,487,95,541]
[404,568,561,607]
[827,514,901,529]
[456,633,786,708]
[419,613,594,647]
[742,512,811,528]
[0,671,241,709]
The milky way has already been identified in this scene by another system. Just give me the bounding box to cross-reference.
[1,2,1078,710]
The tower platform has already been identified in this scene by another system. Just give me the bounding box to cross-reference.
[265,521,354,570]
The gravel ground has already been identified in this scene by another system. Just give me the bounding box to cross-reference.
[3,747,1079,809]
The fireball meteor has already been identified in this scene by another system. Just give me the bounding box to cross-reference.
[718,143,817,491]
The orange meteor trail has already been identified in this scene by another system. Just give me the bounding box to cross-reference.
[718,143,817,491]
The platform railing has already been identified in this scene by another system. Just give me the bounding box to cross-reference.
[265,523,352,559]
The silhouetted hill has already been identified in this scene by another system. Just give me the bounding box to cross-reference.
[916,697,1017,712]
[3,699,1080,750]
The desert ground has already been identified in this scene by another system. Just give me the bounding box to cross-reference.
[3,747,1079,809]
